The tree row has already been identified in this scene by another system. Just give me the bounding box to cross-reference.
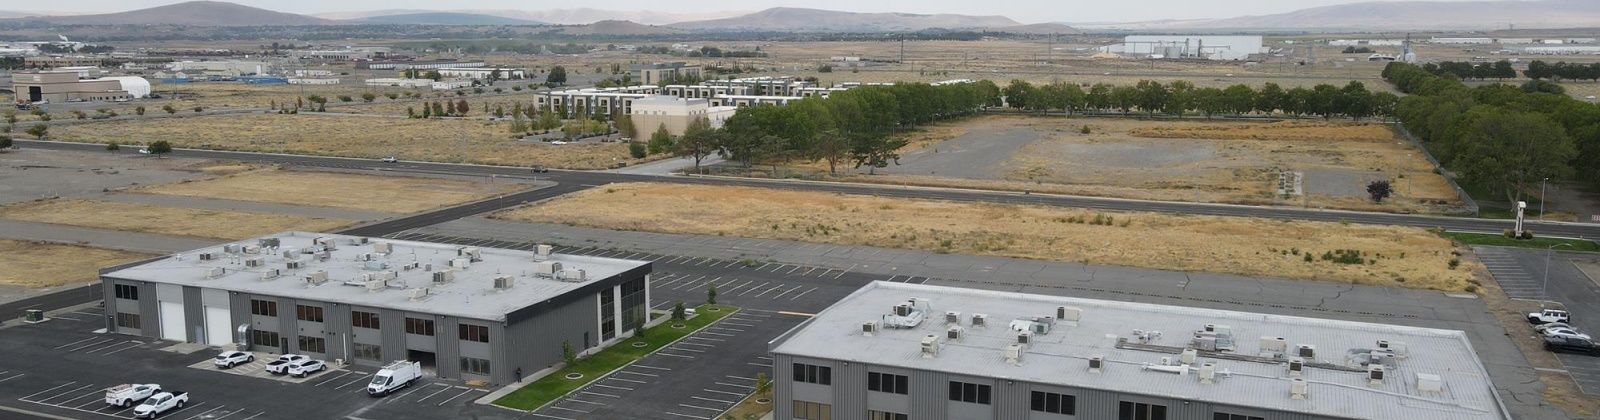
[999,79,1399,121]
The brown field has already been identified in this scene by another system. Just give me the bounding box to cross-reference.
[49,114,658,169]
[0,199,352,240]
[497,183,1480,292]
[140,169,522,213]
[0,240,152,289]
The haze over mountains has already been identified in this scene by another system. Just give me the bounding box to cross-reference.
[1077,0,1600,31]
[313,8,749,26]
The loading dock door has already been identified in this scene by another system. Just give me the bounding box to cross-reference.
[159,301,185,341]
[204,306,231,345]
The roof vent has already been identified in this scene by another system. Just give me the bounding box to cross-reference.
[282,248,299,259]
[1199,362,1217,384]
[373,241,392,254]
[947,326,964,342]
[259,269,280,281]
[1367,365,1385,386]
[894,303,913,317]
[287,260,305,270]
[350,237,369,245]
[1057,306,1082,322]
[920,335,940,359]
[1377,340,1409,357]
[861,321,878,337]
[305,270,328,285]
[1296,344,1316,359]
[1260,336,1288,355]
[535,244,553,260]
[245,257,264,267]
[431,270,454,284]
[493,275,515,290]
[1016,330,1033,346]
[363,261,389,271]
[450,258,471,269]
[1004,344,1024,365]
[365,279,386,293]
[1290,378,1308,400]
[537,261,563,277]
[205,267,226,278]
[401,262,420,271]
[971,314,987,327]
[1180,348,1198,365]
[558,269,588,282]
[199,252,216,261]
[359,253,377,262]
[458,247,482,262]
[1415,372,1443,393]
[408,287,430,301]
[1204,324,1232,335]
[1088,355,1105,374]
[1287,357,1305,378]
[945,311,962,325]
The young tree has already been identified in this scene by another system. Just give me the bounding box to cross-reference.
[407,106,416,118]
[106,141,120,153]
[135,106,146,116]
[162,104,177,114]
[385,92,399,100]
[25,124,47,140]
[628,142,647,159]
[614,113,637,140]
[361,93,376,102]
[672,302,686,320]
[147,140,172,157]
[1367,180,1393,203]
[456,99,470,116]
[706,284,717,305]
[647,124,674,155]
[561,340,577,366]
[755,372,772,395]
[0,136,11,150]
[446,100,457,116]
[337,95,353,102]
[546,66,568,86]
[421,106,431,119]
[677,118,719,172]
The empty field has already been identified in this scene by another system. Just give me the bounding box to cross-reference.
[139,169,522,213]
[48,114,655,169]
[0,240,152,289]
[497,183,1480,292]
[0,199,353,240]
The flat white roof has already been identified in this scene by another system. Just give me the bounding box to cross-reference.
[772,282,1506,420]
[102,232,649,321]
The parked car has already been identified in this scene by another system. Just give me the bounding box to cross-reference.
[1529,309,1571,325]
[137,148,151,154]
[367,360,422,397]
[104,384,161,408]
[1533,322,1573,333]
[1541,326,1593,340]
[132,391,186,418]
[264,354,309,375]
[287,359,327,378]
[381,156,398,163]
[532,165,548,173]
[1544,336,1600,356]
[213,351,253,369]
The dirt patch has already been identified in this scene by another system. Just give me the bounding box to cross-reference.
[497,182,1480,292]
[0,199,353,240]
[139,169,522,213]
[0,240,153,289]
[48,114,658,169]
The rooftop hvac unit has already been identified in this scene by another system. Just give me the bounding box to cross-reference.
[920,335,940,359]
[314,237,336,250]
[243,245,261,255]
[1370,349,1398,368]
[1016,330,1032,346]
[259,269,280,281]
[893,303,912,317]
[1204,324,1232,335]
[258,237,280,248]
[1180,348,1198,365]
[1088,356,1105,374]
[282,248,299,259]
[372,242,392,254]
[971,314,987,327]
[458,247,482,262]
[1057,306,1082,322]
[223,244,241,254]
[408,287,429,301]
[317,251,331,262]
[558,269,587,282]
[862,321,879,336]
[1415,372,1443,393]
[450,258,470,269]
[947,326,963,342]
[199,252,216,261]
[1288,357,1305,378]
[423,263,433,272]
[365,279,386,293]
[306,270,328,285]
[1260,336,1288,353]
[493,276,515,290]
[1199,362,1217,384]
[536,244,553,259]
[359,253,376,262]
[245,257,264,267]
[1367,366,1385,386]
[373,270,397,282]
[1377,340,1409,356]
[1296,344,1316,359]
[1290,378,1308,400]
[945,311,962,325]
[350,237,369,245]
[537,261,562,277]
[363,261,389,271]
[286,260,305,270]
[1004,344,1024,365]
[432,270,454,284]
[205,267,226,279]
[301,247,317,254]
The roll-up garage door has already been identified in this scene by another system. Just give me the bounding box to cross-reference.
[159,301,185,341]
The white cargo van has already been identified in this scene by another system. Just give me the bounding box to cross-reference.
[367,360,422,397]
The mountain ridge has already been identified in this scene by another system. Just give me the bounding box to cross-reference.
[669,7,1022,32]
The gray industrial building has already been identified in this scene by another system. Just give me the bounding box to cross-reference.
[100,231,651,385]
[769,282,1508,420]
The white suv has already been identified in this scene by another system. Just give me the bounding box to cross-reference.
[287,359,327,378]
[213,351,253,369]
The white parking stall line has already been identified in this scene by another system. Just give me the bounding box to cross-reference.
[751,263,770,271]
[816,269,837,278]
[679,404,723,412]
[51,314,86,321]
[334,375,369,389]
[885,275,905,282]
[701,331,737,337]
[657,351,697,358]
[23,382,79,400]
[786,265,804,275]
[790,287,818,301]
[414,384,454,402]
[909,277,930,284]
[61,338,116,352]
[668,346,707,353]
[238,411,269,420]
[693,258,714,266]
[0,372,26,384]
[715,260,738,269]
[618,370,659,377]
[703,388,746,397]
[686,336,726,342]
[580,390,621,398]
[683,277,723,292]
[653,301,675,310]
[714,382,754,389]
[182,405,226,419]
[753,284,786,298]
[726,375,756,381]
[747,362,772,367]
[737,282,770,296]
[53,337,103,349]
[664,412,710,420]
[547,406,589,413]
[678,341,716,348]
[564,397,608,406]
[722,321,756,327]
[382,383,430,402]
[84,340,142,355]
[672,276,708,291]
[436,389,480,406]
[664,256,685,264]
[34,383,97,403]
[720,280,753,294]
[529,412,577,420]
[800,266,819,276]
[767,264,790,273]
[590,383,634,391]
[632,364,672,370]
[314,371,352,386]
[757,356,774,360]
[770,285,805,300]
[622,252,643,259]
[692,395,735,405]
[608,377,649,384]
[707,326,745,332]
[61,390,105,407]
[833,268,850,279]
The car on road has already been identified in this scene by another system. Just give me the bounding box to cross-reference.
[550,141,568,145]
[265,354,310,375]
[532,165,548,173]
[138,148,151,154]
[1529,309,1570,325]
[132,391,186,418]
[1541,326,1593,340]
[287,359,327,378]
[1544,336,1600,356]
[213,351,253,368]
[104,383,161,408]
[381,156,398,163]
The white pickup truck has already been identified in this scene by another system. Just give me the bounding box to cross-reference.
[367,360,422,397]
[133,391,186,418]
[104,383,161,408]
[264,354,309,375]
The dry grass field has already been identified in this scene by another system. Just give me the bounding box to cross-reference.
[0,199,353,240]
[498,183,1480,292]
[0,240,152,288]
[49,114,656,169]
[140,169,522,213]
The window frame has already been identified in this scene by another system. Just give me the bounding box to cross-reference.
[352,311,381,329]
[459,323,489,343]
[1119,401,1169,420]
[114,312,140,328]
[791,400,832,420]
[405,317,435,336]
[792,363,832,385]
[459,356,491,375]
[1031,391,1077,415]
[867,372,908,394]
[1213,413,1264,420]
[250,299,277,317]
[295,304,324,323]
[948,381,992,405]
[114,284,139,300]
[353,343,382,361]
[297,335,326,354]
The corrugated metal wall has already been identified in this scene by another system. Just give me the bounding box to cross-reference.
[138,283,159,334]
[500,293,599,385]
[436,316,461,380]
[182,286,204,342]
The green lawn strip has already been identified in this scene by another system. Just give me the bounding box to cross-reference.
[492,304,738,410]
[1440,231,1600,252]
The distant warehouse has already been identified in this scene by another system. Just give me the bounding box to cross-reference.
[100,232,653,385]
[1102,35,1264,60]
[770,282,1509,420]
[12,70,149,103]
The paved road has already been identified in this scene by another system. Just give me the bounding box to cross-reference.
[17,140,1600,240]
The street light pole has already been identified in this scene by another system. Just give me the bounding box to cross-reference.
[1542,242,1573,305]
[1539,178,1548,222]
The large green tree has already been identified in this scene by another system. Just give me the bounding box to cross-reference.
[1448,107,1577,203]
[546,66,567,86]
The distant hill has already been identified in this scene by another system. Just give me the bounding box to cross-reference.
[1094,0,1600,31]
[315,8,749,25]
[5,1,333,26]
[551,20,684,36]
[670,7,1021,32]
[991,23,1080,35]
[350,12,542,25]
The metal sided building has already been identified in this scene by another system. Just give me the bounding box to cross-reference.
[100,231,652,385]
[769,282,1508,420]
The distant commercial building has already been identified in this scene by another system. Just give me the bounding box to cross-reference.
[287,78,341,85]
[364,78,434,88]
[357,60,486,70]
[23,56,106,68]
[302,46,393,60]
[100,232,652,385]
[431,81,472,90]
[1498,38,1536,45]
[1103,36,1264,60]
[770,282,1509,420]
[11,71,148,103]
[433,68,528,81]
[168,60,270,77]
[1517,46,1600,55]
[1430,38,1495,44]
[628,96,737,136]
[631,62,704,85]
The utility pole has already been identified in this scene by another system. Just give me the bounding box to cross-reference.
[1540,177,1548,221]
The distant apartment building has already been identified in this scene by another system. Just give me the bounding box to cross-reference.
[536,86,663,118]
[357,60,487,70]
[631,62,704,85]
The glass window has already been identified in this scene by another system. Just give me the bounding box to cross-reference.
[353,343,382,361]
[459,324,489,343]
[115,312,140,328]
[296,305,324,323]
[406,317,435,336]
[792,400,832,420]
[948,381,991,405]
[1031,391,1077,415]
[250,299,277,317]
[114,284,139,300]
[867,372,908,394]
[352,311,381,329]
[460,357,491,375]
[792,363,832,385]
[298,335,326,353]
[250,330,279,348]
[866,411,906,420]
[1213,414,1264,420]
[1120,401,1168,420]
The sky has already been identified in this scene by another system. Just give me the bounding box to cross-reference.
[22,0,1493,23]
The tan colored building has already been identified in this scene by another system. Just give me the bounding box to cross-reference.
[631,62,703,86]
[12,71,145,103]
[630,95,726,137]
